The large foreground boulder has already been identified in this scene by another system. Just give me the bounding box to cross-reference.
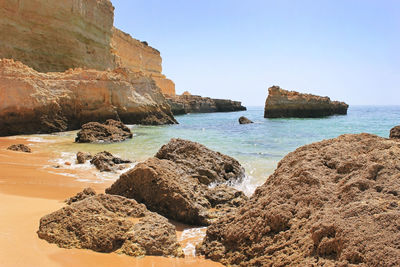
[199,134,400,266]
[155,138,245,185]
[38,192,183,257]
[264,86,349,118]
[106,157,247,226]
[75,119,133,143]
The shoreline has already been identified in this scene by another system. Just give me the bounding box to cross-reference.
[0,137,222,267]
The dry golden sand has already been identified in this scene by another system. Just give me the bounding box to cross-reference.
[0,137,222,267]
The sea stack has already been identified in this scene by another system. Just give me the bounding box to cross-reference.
[264,86,348,118]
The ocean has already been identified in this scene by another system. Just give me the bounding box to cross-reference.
[17,105,400,196]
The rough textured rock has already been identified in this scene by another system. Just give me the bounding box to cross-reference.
[390,125,400,139]
[106,157,247,226]
[199,134,400,266]
[38,194,183,257]
[0,0,115,72]
[111,28,175,95]
[76,152,93,164]
[0,59,177,136]
[264,86,349,118]
[238,116,253,124]
[90,151,131,172]
[166,94,246,115]
[66,188,96,204]
[155,138,245,184]
[75,119,133,143]
[7,144,31,153]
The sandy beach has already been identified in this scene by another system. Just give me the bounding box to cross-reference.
[0,137,222,267]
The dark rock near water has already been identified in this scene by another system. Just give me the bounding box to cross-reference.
[90,151,132,172]
[390,125,400,139]
[7,144,31,153]
[76,151,93,164]
[75,119,133,143]
[264,86,349,118]
[106,157,247,226]
[238,116,253,124]
[65,187,96,205]
[155,138,245,185]
[38,193,183,257]
[165,94,246,115]
[199,133,400,266]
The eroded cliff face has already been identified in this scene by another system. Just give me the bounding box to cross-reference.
[111,28,176,95]
[0,59,176,136]
[0,0,116,72]
[264,86,348,118]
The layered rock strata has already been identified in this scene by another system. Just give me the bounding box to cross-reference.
[199,133,400,266]
[0,59,176,136]
[38,192,183,257]
[166,94,246,115]
[106,139,247,225]
[264,86,348,118]
[75,119,133,143]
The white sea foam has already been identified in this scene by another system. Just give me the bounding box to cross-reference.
[179,227,207,256]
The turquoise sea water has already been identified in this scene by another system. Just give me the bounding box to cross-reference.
[21,105,400,195]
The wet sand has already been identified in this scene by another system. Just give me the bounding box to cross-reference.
[0,137,222,267]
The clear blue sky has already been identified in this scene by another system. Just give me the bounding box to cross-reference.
[113,0,399,106]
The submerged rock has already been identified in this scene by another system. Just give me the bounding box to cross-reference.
[390,125,400,139]
[264,86,349,118]
[38,193,183,257]
[238,116,253,124]
[66,187,96,205]
[90,151,132,172]
[7,144,31,153]
[155,138,245,185]
[75,119,133,143]
[199,133,400,266]
[76,151,93,164]
[106,157,247,226]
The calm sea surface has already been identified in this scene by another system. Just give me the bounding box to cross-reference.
[20,105,400,195]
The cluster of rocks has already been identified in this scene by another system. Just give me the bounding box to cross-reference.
[75,119,133,143]
[38,138,248,257]
[7,144,31,153]
[76,151,131,172]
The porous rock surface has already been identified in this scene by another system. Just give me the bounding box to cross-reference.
[199,134,400,266]
[76,151,93,164]
[264,86,349,118]
[0,59,176,136]
[65,187,96,204]
[90,151,131,172]
[106,157,247,226]
[38,193,183,257]
[166,94,246,115]
[390,125,400,139]
[238,116,253,124]
[155,138,245,185]
[7,144,31,153]
[75,119,133,143]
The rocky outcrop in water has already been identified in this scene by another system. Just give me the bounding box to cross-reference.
[76,152,93,164]
[390,125,400,139]
[38,192,183,257]
[0,59,176,136]
[264,86,348,118]
[90,151,132,172]
[75,119,133,143]
[238,116,253,124]
[166,94,246,115]
[199,133,400,266]
[106,139,247,225]
[7,144,31,153]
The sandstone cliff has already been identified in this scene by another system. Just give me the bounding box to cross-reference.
[264,86,348,118]
[0,0,175,95]
[166,94,246,115]
[0,59,176,136]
